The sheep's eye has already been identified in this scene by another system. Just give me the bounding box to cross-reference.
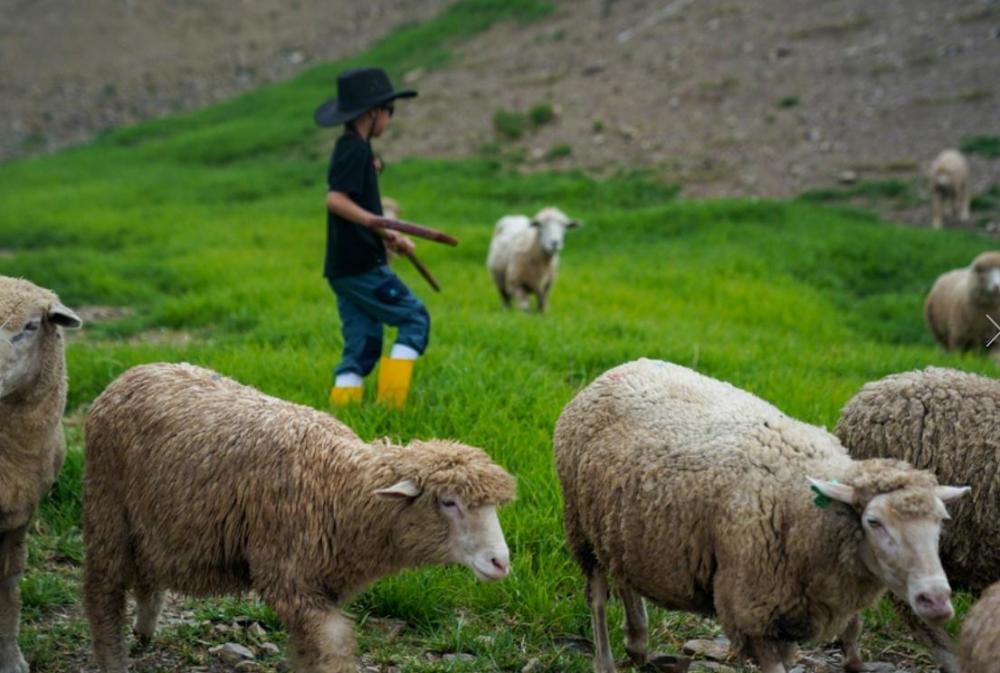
[440,499,458,509]
[866,518,882,530]
[11,320,40,342]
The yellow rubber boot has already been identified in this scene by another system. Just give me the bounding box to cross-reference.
[329,386,363,407]
[376,357,414,408]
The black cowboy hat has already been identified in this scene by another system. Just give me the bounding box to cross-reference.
[313,67,416,127]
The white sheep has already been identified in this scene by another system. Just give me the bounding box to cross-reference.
[835,366,1000,673]
[83,363,516,673]
[486,206,580,313]
[960,581,1000,673]
[924,250,1000,353]
[929,149,970,229]
[554,359,967,673]
[0,276,81,673]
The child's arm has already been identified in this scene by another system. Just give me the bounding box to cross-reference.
[326,191,415,255]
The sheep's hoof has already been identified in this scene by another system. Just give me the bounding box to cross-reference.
[626,646,647,666]
[640,654,691,672]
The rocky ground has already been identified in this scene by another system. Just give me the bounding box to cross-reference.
[0,0,450,161]
[4,0,998,227]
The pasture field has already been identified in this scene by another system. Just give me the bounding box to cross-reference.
[1,1,997,671]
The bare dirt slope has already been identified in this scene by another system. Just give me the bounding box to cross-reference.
[3,0,999,221]
[0,0,449,160]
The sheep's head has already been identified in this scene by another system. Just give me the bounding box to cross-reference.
[530,207,581,256]
[374,440,516,581]
[809,459,968,625]
[0,277,82,400]
[970,251,1000,301]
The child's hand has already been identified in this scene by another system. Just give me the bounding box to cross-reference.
[384,230,415,256]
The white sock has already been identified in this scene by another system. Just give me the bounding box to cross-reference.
[390,344,419,360]
[334,373,363,387]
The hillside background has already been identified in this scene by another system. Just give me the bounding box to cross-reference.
[3,0,998,213]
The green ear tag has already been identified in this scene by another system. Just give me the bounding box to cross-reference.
[811,479,838,509]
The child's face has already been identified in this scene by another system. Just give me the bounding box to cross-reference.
[370,106,392,138]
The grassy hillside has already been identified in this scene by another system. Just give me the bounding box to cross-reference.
[1,1,997,671]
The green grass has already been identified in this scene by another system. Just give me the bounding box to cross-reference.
[961,134,1000,159]
[2,1,998,672]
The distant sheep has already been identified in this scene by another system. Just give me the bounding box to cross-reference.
[486,207,580,313]
[836,366,1000,673]
[381,196,401,221]
[0,276,81,673]
[924,251,1000,353]
[555,359,967,673]
[83,363,516,673]
[929,149,970,229]
[960,582,1000,673]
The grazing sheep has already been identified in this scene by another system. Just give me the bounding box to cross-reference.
[960,581,1000,673]
[836,366,1000,673]
[924,251,1000,353]
[929,149,970,229]
[83,363,516,673]
[486,206,580,313]
[0,276,81,673]
[554,359,967,673]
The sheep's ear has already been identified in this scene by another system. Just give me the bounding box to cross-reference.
[807,477,856,506]
[375,479,422,500]
[529,219,541,228]
[936,485,970,503]
[48,303,82,329]
[565,219,582,229]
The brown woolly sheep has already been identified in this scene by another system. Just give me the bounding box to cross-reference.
[486,207,581,313]
[0,276,81,673]
[925,251,1000,354]
[83,363,516,673]
[554,359,968,673]
[929,149,970,229]
[959,581,1000,673]
[836,366,1000,673]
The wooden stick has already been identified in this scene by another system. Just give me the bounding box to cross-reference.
[370,217,459,246]
[403,251,441,292]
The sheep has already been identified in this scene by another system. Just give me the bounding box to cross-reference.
[83,362,516,673]
[554,358,968,673]
[0,276,81,673]
[486,206,580,313]
[929,149,970,229]
[381,196,401,221]
[959,581,1000,673]
[835,366,1000,673]
[924,250,1000,353]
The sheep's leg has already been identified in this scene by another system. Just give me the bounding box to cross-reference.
[132,583,165,647]
[749,637,786,673]
[839,614,863,672]
[587,571,616,673]
[507,283,533,313]
[890,595,959,673]
[0,526,29,673]
[958,182,970,222]
[83,563,129,673]
[492,271,512,308]
[282,604,357,673]
[619,582,647,665]
[780,641,799,669]
[931,192,943,229]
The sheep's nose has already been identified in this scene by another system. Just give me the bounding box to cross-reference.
[491,557,510,576]
[915,591,953,622]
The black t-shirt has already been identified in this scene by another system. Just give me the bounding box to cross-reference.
[324,133,386,279]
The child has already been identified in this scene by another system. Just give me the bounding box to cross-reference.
[314,67,429,408]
